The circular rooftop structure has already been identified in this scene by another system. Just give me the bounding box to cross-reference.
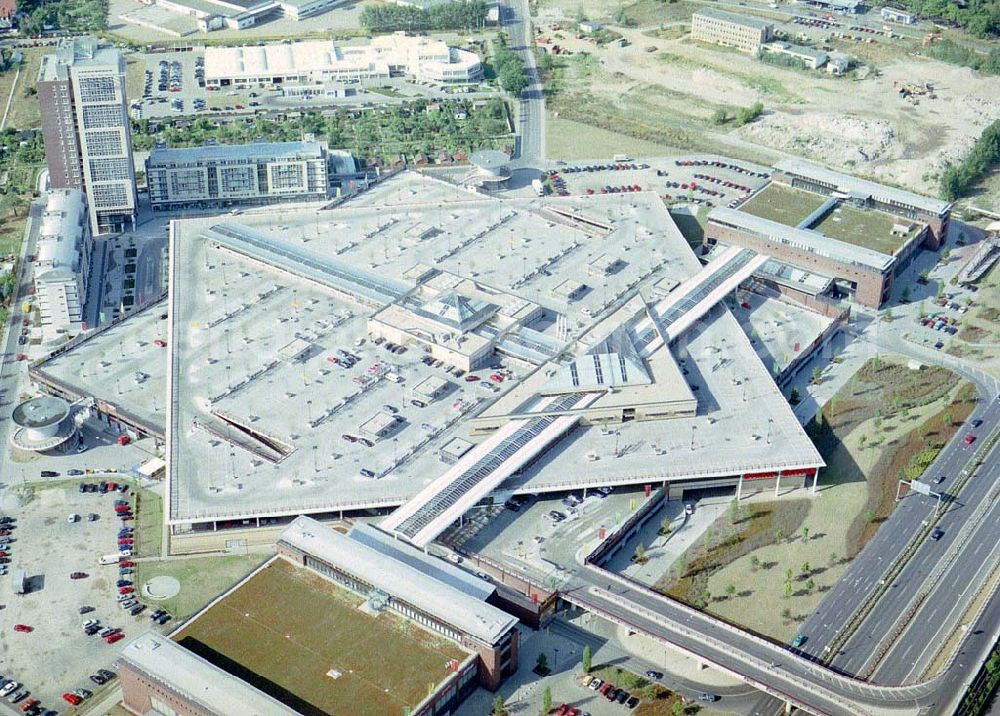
[9,395,76,452]
[469,150,511,177]
[12,395,70,431]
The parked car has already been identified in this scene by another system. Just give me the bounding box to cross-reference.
[12,625,31,633]
[644,670,663,680]
[69,572,87,580]
[61,693,81,706]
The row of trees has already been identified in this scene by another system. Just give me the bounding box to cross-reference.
[883,0,1000,38]
[493,40,527,96]
[939,119,1000,200]
[925,38,1000,75]
[359,1,488,33]
[710,101,765,127]
[16,0,107,35]
[133,99,512,162]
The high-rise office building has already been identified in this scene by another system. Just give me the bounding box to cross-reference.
[38,37,137,236]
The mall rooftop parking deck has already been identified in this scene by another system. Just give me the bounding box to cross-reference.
[151,171,821,530]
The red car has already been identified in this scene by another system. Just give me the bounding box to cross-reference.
[119,560,134,567]
[964,434,976,445]
[70,571,88,580]
[107,482,117,490]
[464,375,480,382]
[20,699,38,712]
[62,693,82,706]
[118,539,133,545]
[119,586,134,594]
[105,632,125,644]
[13,624,31,633]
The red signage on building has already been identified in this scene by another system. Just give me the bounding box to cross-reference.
[644,484,651,497]
[744,471,778,480]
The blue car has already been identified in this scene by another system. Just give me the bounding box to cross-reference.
[116,579,132,588]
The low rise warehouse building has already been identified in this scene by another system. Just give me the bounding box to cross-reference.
[204,34,482,88]
[762,41,828,69]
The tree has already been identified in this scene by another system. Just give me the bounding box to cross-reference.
[783,581,793,598]
[711,107,731,125]
[789,387,800,404]
[633,543,647,563]
[724,583,737,599]
[785,567,794,581]
[582,645,592,674]
[801,561,811,576]
[943,410,953,426]
[734,101,764,126]
[801,526,810,543]
[776,528,785,543]
[541,686,552,716]
[858,434,867,450]
[536,653,549,674]
[884,307,894,321]
[492,695,507,715]
[702,588,712,606]
[811,365,823,384]
[901,285,911,302]
[829,551,838,566]
[672,701,685,716]
[750,555,761,572]
[659,517,672,536]
[806,578,815,592]
[781,607,792,621]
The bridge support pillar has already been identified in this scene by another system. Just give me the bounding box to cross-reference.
[784,701,793,714]
[735,475,743,501]
[698,660,709,670]
[811,467,820,494]
[774,473,781,497]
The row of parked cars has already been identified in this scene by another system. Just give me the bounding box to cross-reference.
[674,158,770,179]
[0,677,57,715]
[586,677,640,708]
[560,162,650,173]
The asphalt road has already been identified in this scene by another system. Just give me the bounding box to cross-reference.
[0,200,42,451]
[795,328,1000,679]
[500,0,545,166]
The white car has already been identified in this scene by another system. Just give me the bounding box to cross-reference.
[0,682,19,698]
[67,513,80,523]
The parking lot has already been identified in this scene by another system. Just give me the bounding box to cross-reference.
[0,481,169,712]
[541,156,771,211]
[133,47,499,123]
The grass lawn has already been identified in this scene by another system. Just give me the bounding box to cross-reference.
[124,55,147,107]
[134,487,162,558]
[0,48,46,129]
[738,183,828,227]
[814,203,915,255]
[546,112,685,160]
[172,558,467,716]
[134,554,265,620]
[654,357,974,641]
[0,214,27,257]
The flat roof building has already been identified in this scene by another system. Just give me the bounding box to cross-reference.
[881,6,916,23]
[205,34,483,88]
[33,189,91,346]
[277,517,519,690]
[691,8,773,53]
[799,0,864,13]
[772,158,951,245]
[145,141,329,211]
[119,631,300,716]
[762,41,828,69]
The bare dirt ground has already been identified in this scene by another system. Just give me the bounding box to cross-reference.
[535,2,1000,194]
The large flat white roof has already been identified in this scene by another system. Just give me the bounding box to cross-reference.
[279,517,517,645]
[120,631,299,715]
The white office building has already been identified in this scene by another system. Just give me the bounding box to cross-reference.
[34,189,92,345]
[204,33,483,88]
